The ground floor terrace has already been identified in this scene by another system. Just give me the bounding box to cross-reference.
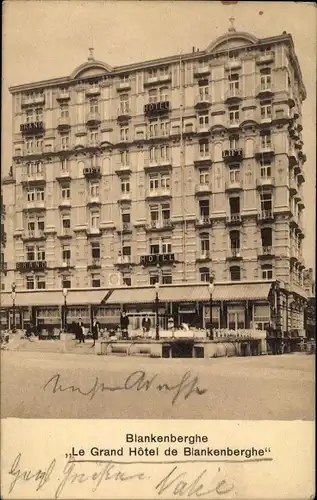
[0,280,306,350]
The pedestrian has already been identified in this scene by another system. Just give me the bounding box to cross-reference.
[25,323,33,340]
[168,316,175,330]
[77,318,85,343]
[92,319,100,347]
[142,315,151,336]
[120,311,129,340]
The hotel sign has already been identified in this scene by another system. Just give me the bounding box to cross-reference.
[140,253,175,266]
[144,101,170,116]
[16,260,47,271]
[20,122,45,134]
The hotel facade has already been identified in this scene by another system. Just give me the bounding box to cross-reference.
[0,27,308,342]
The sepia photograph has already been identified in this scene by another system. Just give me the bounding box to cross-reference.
[1,0,315,424]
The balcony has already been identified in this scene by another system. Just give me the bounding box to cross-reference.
[57,91,70,101]
[57,116,71,130]
[145,220,173,232]
[57,259,74,269]
[86,112,101,126]
[298,198,305,210]
[119,192,132,203]
[86,227,101,237]
[83,166,101,179]
[195,183,212,196]
[56,170,71,182]
[256,51,275,65]
[22,230,46,241]
[20,121,45,135]
[144,159,172,171]
[117,107,131,122]
[196,250,211,262]
[140,253,175,266]
[87,196,101,207]
[288,148,298,167]
[146,189,171,200]
[196,126,210,136]
[227,120,240,131]
[226,214,242,226]
[222,148,243,163]
[297,169,305,184]
[225,180,243,192]
[194,155,212,167]
[115,164,132,175]
[59,198,71,209]
[224,88,242,104]
[24,201,46,211]
[21,94,45,107]
[224,59,242,71]
[226,248,243,261]
[256,85,274,98]
[16,260,47,272]
[87,258,102,269]
[256,177,275,189]
[257,210,275,223]
[255,145,275,158]
[193,65,210,77]
[116,80,131,91]
[58,228,72,239]
[144,74,172,86]
[195,216,212,228]
[257,246,275,259]
[0,262,7,273]
[21,172,46,185]
[194,95,212,109]
[144,101,170,117]
[115,255,133,266]
[85,86,100,97]
[117,222,132,233]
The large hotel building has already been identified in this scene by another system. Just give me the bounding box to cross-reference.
[0,26,309,342]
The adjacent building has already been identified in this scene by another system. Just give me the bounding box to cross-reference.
[0,26,309,342]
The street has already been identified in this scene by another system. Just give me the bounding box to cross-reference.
[1,350,315,420]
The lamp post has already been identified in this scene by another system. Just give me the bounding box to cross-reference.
[63,288,68,331]
[155,281,160,340]
[11,282,16,333]
[208,275,215,340]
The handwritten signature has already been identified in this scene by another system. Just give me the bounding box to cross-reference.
[43,370,207,405]
[7,454,235,499]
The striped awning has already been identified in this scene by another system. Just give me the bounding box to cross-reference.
[0,289,109,308]
[213,282,273,301]
[105,287,155,304]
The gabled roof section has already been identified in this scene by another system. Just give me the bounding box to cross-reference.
[206,31,258,54]
[70,60,113,79]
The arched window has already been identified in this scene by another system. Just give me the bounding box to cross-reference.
[262,264,273,280]
[230,266,241,281]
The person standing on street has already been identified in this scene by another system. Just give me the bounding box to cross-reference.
[92,319,100,347]
[77,318,85,343]
[120,311,129,340]
[142,315,151,337]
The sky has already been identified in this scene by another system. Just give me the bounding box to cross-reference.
[2,0,316,270]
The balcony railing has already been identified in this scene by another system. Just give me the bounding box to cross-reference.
[86,112,101,125]
[223,148,243,163]
[226,214,242,225]
[224,88,242,103]
[225,59,242,71]
[196,250,211,261]
[24,201,46,211]
[59,259,73,268]
[194,154,211,166]
[56,170,71,181]
[117,107,131,121]
[194,94,212,108]
[57,116,71,130]
[59,198,71,208]
[87,196,101,206]
[57,91,70,101]
[256,85,274,98]
[21,94,45,106]
[228,120,240,130]
[88,258,101,268]
[195,184,211,195]
[20,121,45,135]
[225,180,243,192]
[115,164,132,175]
[144,101,170,116]
[258,246,274,258]
[119,222,132,232]
[146,189,171,200]
[86,86,100,96]
[119,192,132,202]
[83,167,101,178]
[288,147,298,167]
[145,220,173,231]
[144,158,172,170]
[23,230,45,240]
[256,51,275,65]
[257,210,274,222]
[144,74,171,86]
[195,216,211,227]
[21,172,46,184]
[116,80,131,91]
[226,248,242,260]
[193,65,210,77]
[256,177,275,189]
[115,255,132,265]
[255,145,275,157]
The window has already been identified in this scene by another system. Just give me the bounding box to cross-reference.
[161,238,172,254]
[150,240,160,254]
[26,110,33,123]
[27,187,45,202]
[160,121,169,136]
[229,106,239,124]
[150,204,159,223]
[229,165,240,183]
[149,145,169,163]
[200,267,210,282]
[61,183,70,199]
[121,177,130,193]
[228,307,245,329]
[229,135,239,149]
[61,158,69,172]
[229,73,240,93]
[37,245,45,261]
[149,89,158,103]
[26,138,34,153]
[149,273,159,285]
[198,113,209,128]
[36,275,46,289]
[260,100,272,119]
[91,212,100,228]
[35,136,43,152]
[122,245,131,257]
[26,162,43,176]
[184,123,193,133]
[91,242,100,259]
[160,174,170,189]
[120,74,130,83]
[61,135,69,150]
[62,276,71,289]
[162,203,170,221]
[229,196,240,215]
[260,68,271,90]
[199,199,209,218]
[120,150,129,165]
[62,214,71,232]
[159,87,169,102]
[120,94,129,114]
[121,212,131,227]
[199,140,209,157]
[260,192,272,213]
[89,99,99,113]
[149,120,169,137]
[159,66,169,77]
[162,271,172,285]
[60,105,69,118]
[26,246,35,261]
[123,274,132,287]
[199,85,209,99]
[260,131,271,148]
[149,174,159,191]
[230,230,240,250]
[262,264,273,279]
[62,245,71,263]
[89,130,99,145]
[200,233,210,253]
[253,304,270,331]
[26,275,35,290]
[91,273,101,288]
[199,169,209,185]
[230,266,241,281]
[120,127,129,141]
[260,158,272,178]
[261,227,272,248]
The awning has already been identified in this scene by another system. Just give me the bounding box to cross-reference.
[213,282,272,301]
[66,290,108,305]
[0,289,109,307]
[105,287,155,304]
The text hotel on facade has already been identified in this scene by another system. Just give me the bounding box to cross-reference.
[0,27,308,336]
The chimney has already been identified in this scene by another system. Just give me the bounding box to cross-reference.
[192,46,195,53]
